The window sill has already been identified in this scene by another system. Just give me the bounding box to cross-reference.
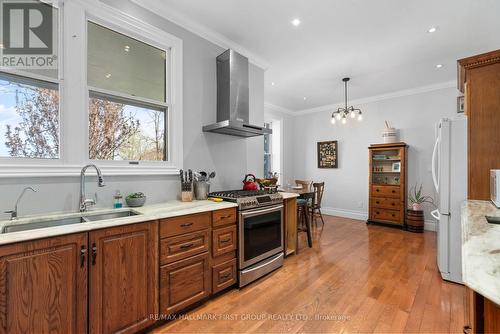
[0,164,181,178]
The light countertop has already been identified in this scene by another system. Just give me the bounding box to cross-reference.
[280,192,300,199]
[0,193,298,246]
[461,200,500,305]
[0,200,237,246]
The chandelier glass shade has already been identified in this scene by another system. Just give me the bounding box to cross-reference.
[331,77,362,125]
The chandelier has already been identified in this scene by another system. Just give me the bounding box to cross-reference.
[331,77,362,125]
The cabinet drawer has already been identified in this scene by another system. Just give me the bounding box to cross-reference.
[212,225,237,257]
[370,185,400,198]
[371,197,400,209]
[160,252,210,315]
[160,212,210,238]
[212,208,237,228]
[371,208,402,224]
[160,230,209,265]
[212,258,237,294]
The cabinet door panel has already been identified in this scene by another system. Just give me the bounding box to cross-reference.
[0,233,87,334]
[212,208,237,228]
[89,221,158,334]
[160,230,209,264]
[212,225,237,257]
[160,252,210,315]
[212,258,237,293]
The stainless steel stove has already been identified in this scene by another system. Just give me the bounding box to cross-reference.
[208,189,283,210]
[208,189,284,287]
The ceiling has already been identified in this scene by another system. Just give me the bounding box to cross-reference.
[133,0,500,112]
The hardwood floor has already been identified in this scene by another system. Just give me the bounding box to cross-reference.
[152,215,465,333]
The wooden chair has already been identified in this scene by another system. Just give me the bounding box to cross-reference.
[311,182,325,226]
[295,180,313,191]
[296,192,313,254]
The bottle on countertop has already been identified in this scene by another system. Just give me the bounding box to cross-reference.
[113,190,123,209]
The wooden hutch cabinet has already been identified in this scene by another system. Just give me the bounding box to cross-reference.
[368,142,408,227]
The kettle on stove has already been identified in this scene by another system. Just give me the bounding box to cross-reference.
[242,174,259,191]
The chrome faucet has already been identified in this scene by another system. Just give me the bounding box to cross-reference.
[79,164,105,212]
[4,187,37,220]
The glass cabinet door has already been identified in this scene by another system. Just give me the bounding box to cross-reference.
[371,149,401,185]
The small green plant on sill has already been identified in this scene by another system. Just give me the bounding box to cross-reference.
[408,184,435,211]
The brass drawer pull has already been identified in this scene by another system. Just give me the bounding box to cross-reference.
[220,238,231,244]
[220,273,231,280]
[180,222,193,228]
[220,215,232,219]
[180,243,194,249]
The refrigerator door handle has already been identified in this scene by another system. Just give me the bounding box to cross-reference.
[431,209,440,220]
[432,136,440,192]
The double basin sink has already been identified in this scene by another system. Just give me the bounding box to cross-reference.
[1,210,140,234]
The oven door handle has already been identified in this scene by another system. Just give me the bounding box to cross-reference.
[240,205,283,218]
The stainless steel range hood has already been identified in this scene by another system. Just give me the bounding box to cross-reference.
[203,49,271,137]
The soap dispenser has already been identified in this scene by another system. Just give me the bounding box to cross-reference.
[113,190,123,209]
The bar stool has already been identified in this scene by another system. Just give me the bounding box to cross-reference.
[296,192,313,254]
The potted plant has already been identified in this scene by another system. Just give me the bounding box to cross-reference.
[408,184,434,211]
[126,192,146,207]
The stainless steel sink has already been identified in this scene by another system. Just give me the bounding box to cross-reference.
[2,216,87,233]
[84,210,140,222]
[1,210,141,234]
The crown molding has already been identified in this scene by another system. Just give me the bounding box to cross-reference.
[294,80,457,116]
[130,0,270,70]
[264,102,295,116]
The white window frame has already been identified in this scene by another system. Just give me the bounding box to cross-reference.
[0,0,183,177]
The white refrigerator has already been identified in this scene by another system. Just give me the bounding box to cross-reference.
[430,117,467,284]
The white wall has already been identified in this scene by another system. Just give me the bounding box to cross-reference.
[0,0,265,219]
[264,105,295,187]
[289,86,458,228]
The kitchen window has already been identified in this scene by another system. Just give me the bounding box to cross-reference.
[0,0,183,176]
[0,1,60,161]
[87,22,168,162]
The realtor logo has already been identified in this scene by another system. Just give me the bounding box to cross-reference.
[0,0,57,70]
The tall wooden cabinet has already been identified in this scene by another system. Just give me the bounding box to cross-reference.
[368,142,408,227]
[458,49,500,200]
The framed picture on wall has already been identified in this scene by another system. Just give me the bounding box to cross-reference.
[317,141,338,168]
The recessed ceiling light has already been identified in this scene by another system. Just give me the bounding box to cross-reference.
[105,73,112,78]
[271,82,275,86]
[436,64,443,69]
[303,97,307,100]
[124,45,130,52]
[427,27,437,33]
[291,18,301,27]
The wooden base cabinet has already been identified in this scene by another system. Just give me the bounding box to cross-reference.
[89,222,158,334]
[210,208,237,294]
[160,252,210,315]
[0,233,88,334]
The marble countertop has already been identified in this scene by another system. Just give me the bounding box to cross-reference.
[0,193,298,246]
[0,200,237,246]
[280,192,300,199]
[461,200,500,305]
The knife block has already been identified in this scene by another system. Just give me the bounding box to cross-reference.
[181,190,193,202]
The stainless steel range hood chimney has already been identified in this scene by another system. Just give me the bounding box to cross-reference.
[203,49,271,137]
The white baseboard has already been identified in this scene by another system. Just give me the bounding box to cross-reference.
[322,207,437,232]
[424,219,437,232]
[321,207,368,221]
